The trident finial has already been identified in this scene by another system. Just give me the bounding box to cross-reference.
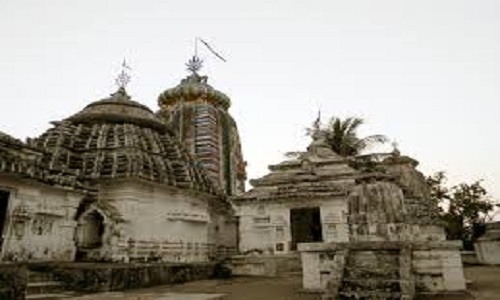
[185,37,227,74]
[115,60,131,89]
[186,55,204,74]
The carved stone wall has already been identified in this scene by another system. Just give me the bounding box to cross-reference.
[0,175,83,262]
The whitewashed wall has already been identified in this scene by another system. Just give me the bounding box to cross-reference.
[85,179,233,262]
[0,175,84,261]
[236,197,348,254]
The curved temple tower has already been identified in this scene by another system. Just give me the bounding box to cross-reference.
[158,67,246,196]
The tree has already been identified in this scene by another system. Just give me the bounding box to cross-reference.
[320,117,389,156]
[426,172,499,249]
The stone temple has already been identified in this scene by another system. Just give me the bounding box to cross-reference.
[0,62,466,299]
[232,129,466,298]
[0,67,243,264]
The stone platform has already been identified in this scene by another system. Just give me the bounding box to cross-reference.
[72,292,226,300]
[28,262,216,294]
[231,253,301,277]
[299,241,466,299]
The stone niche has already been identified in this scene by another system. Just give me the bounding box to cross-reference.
[475,221,500,265]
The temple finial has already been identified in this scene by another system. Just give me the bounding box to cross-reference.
[313,107,321,132]
[186,55,204,74]
[392,140,401,156]
[186,38,227,74]
[115,59,131,89]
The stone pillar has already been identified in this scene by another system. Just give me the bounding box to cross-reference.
[441,250,466,291]
[301,250,321,290]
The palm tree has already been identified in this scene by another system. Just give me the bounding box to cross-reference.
[316,116,388,156]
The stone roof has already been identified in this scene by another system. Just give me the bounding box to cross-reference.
[234,133,360,201]
[158,73,231,110]
[30,88,218,195]
[0,131,25,147]
[0,130,85,190]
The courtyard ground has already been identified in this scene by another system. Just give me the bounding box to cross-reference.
[70,266,500,300]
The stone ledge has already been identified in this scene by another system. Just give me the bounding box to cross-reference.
[298,241,462,252]
[28,262,216,293]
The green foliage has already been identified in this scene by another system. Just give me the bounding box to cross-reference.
[426,172,499,248]
[318,117,388,156]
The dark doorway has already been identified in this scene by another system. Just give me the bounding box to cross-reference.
[290,207,322,251]
[0,190,10,251]
[77,211,105,249]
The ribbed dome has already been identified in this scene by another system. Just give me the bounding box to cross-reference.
[158,73,231,110]
[69,87,167,132]
[32,88,217,194]
[0,130,24,147]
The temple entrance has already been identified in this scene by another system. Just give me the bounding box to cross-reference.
[290,207,322,251]
[0,190,10,251]
[76,211,105,252]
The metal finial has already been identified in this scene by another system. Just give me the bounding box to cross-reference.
[115,60,131,89]
[186,55,204,74]
[392,140,401,156]
[313,107,321,132]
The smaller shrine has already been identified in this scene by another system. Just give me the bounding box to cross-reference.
[232,127,466,299]
[475,221,500,265]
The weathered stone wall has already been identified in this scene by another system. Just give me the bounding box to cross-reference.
[29,262,215,293]
[0,263,27,300]
[475,222,500,265]
[231,253,301,277]
[211,214,238,258]
[299,241,465,294]
[236,198,348,255]
[0,175,84,262]
[412,247,465,292]
[475,241,500,265]
[77,180,231,262]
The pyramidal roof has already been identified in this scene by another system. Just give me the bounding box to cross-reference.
[235,131,359,201]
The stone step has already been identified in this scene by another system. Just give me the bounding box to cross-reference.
[27,281,64,295]
[339,291,402,299]
[29,271,55,283]
[342,278,408,291]
[26,293,76,300]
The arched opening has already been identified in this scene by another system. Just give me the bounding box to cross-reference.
[76,210,105,249]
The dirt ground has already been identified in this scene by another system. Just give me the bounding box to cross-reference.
[71,265,500,300]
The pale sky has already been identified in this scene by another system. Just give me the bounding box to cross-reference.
[0,0,499,205]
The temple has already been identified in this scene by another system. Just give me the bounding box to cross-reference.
[0,65,240,263]
[0,59,469,299]
[232,127,466,298]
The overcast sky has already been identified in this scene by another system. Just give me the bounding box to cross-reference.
[0,0,499,204]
